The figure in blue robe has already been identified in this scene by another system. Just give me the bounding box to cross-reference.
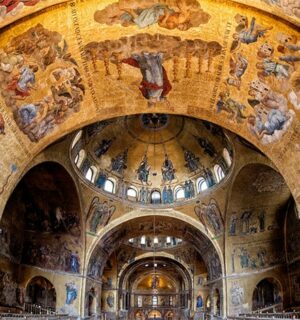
[167,186,174,204]
[161,154,175,182]
[70,252,80,273]
[65,282,77,305]
[188,180,195,198]
[111,149,128,175]
[137,155,150,183]
[184,181,191,199]
[162,186,168,204]
[204,168,215,187]
[196,295,203,308]
[184,149,200,172]
[95,171,107,189]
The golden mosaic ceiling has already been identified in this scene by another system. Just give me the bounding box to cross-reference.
[0,0,299,216]
[72,115,232,192]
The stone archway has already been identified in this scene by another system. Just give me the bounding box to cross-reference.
[0,0,299,221]
[25,276,56,310]
[252,278,283,311]
[84,212,225,317]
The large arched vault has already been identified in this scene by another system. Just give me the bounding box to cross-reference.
[0,0,299,218]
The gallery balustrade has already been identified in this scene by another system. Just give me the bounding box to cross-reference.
[24,303,56,315]
[0,304,78,320]
[0,315,77,320]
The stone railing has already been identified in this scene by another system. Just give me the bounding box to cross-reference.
[236,312,300,319]
[24,304,56,315]
[200,310,300,320]
[0,304,77,320]
[203,313,223,320]
[228,317,297,320]
[0,314,77,320]
[252,303,283,314]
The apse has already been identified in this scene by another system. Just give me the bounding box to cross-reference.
[1,162,82,273]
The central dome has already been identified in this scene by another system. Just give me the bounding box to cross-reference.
[139,114,170,132]
[71,114,233,205]
[126,114,183,144]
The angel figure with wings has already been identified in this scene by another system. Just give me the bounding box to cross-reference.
[88,197,116,233]
[205,199,223,235]
[231,14,272,52]
[194,199,223,235]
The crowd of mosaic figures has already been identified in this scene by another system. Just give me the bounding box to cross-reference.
[219,14,300,144]
[262,0,300,19]
[0,0,43,21]
[0,0,299,27]
[85,33,222,107]
[22,235,81,273]
[0,24,85,141]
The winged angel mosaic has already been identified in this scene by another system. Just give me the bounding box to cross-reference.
[0,0,41,21]
[218,14,300,145]
[0,24,85,142]
[194,199,224,236]
[88,197,116,234]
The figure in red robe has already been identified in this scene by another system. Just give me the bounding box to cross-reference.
[0,0,40,17]
[122,52,172,107]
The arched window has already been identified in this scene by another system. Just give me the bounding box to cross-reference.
[152,296,158,306]
[175,186,185,200]
[85,166,97,182]
[151,190,161,204]
[197,177,208,192]
[214,164,225,183]
[140,235,146,245]
[71,130,82,149]
[138,296,143,308]
[223,148,232,167]
[85,168,93,181]
[104,179,114,193]
[127,187,138,199]
[75,149,86,168]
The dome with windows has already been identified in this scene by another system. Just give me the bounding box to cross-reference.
[70,114,233,205]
